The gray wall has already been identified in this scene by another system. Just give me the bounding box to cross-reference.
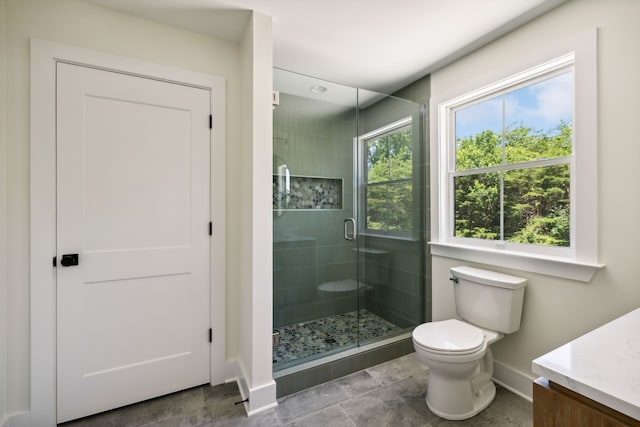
[430,0,640,385]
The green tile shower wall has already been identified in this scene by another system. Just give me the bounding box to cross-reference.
[361,235,427,329]
[273,92,358,327]
[273,89,431,330]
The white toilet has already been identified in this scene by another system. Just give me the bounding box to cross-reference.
[412,266,527,420]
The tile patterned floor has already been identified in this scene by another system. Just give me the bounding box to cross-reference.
[59,352,533,427]
[273,310,402,370]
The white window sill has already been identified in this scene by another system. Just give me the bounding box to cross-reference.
[429,242,604,282]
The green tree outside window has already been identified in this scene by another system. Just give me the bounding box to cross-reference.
[365,125,413,233]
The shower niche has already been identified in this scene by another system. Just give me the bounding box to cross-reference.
[273,175,343,211]
[272,68,428,373]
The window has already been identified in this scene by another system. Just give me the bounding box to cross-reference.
[359,117,414,238]
[431,30,601,281]
[453,70,572,249]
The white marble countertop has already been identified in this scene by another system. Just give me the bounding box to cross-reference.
[532,307,640,420]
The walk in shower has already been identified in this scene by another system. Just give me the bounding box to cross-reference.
[273,69,429,373]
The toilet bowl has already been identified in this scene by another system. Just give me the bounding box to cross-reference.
[413,319,501,420]
[412,266,527,420]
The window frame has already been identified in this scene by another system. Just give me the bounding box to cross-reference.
[357,116,417,240]
[430,29,603,282]
[448,59,574,256]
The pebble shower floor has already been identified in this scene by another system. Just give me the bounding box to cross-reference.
[272,310,401,370]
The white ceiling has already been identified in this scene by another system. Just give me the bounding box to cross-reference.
[82,0,566,94]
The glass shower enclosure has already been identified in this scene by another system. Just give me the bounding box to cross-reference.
[273,69,427,371]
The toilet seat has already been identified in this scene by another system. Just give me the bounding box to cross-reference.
[413,319,484,355]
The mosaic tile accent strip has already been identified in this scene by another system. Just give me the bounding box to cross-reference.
[273,175,342,210]
[272,310,401,370]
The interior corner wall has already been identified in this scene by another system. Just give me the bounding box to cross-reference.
[430,0,640,388]
[249,12,273,393]
[234,10,255,385]
[5,0,241,419]
[234,11,275,413]
[1,0,9,424]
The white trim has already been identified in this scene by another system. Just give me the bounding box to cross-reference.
[1,412,31,427]
[358,115,413,141]
[236,368,249,409]
[245,381,278,416]
[356,116,416,239]
[440,57,574,254]
[430,242,603,282]
[443,53,574,110]
[430,28,600,280]
[492,360,535,402]
[30,38,228,426]
[236,362,278,416]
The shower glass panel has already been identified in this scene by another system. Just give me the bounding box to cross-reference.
[273,69,426,371]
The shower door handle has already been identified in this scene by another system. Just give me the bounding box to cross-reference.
[344,218,356,241]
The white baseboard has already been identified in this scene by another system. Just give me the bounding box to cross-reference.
[212,359,237,386]
[2,411,31,427]
[493,360,535,402]
[236,364,277,416]
[244,380,277,416]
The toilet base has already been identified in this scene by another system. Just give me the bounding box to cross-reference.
[425,371,496,420]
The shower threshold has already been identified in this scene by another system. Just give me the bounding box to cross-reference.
[272,310,403,372]
[273,328,413,398]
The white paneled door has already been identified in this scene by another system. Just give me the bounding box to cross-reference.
[56,62,211,423]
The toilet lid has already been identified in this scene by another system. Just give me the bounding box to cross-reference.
[413,319,484,353]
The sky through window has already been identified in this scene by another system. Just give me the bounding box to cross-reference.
[455,72,572,140]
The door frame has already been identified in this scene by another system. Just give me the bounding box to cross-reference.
[30,38,232,426]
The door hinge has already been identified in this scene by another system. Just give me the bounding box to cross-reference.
[53,256,56,267]
[209,328,212,343]
[209,114,212,130]
[209,222,212,236]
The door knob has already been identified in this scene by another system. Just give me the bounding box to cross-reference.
[60,253,79,267]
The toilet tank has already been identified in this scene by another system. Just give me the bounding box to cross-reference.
[451,266,527,334]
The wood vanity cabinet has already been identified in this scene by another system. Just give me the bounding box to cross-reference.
[533,377,640,427]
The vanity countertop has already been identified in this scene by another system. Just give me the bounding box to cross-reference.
[532,307,640,420]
